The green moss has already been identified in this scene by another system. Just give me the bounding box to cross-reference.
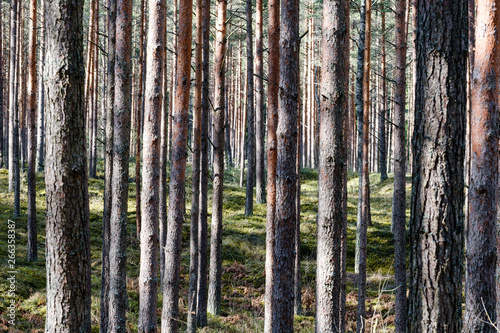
[0,162,410,331]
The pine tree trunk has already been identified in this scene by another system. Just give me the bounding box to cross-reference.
[159,6,169,286]
[408,0,467,331]
[294,87,301,316]
[8,0,20,217]
[244,0,255,216]
[464,1,499,331]
[161,0,193,328]
[36,3,45,172]
[264,0,279,328]
[100,0,116,329]
[316,0,348,330]
[27,0,38,262]
[392,0,408,330]
[187,0,203,329]
[354,0,366,274]
[271,0,299,328]
[44,0,91,327]
[135,0,146,239]
[0,2,4,168]
[255,0,265,204]
[356,0,371,330]
[138,0,165,330]
[378,7,387,181]
[208,0,227,315]
[108,0,133,328]
[196,0,210,325]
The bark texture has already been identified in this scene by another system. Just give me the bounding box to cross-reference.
[27,0,38,262]
[408,0,467,331]
[316,0,349,330]
[255,0,265,204]
[264,0,279,328]
[356,0,371,330]
[271,0,299,328]
[187,0,203,330]
[161,0,193,328]
[244,0,255,216]
[100,0,116,329]
[108,0,133,329]
[138,0,165,330]
[44,0,91,328]
[207,0,226,316]
[196,0,211,324]
[392,0,408,330]
[464,0,499,331]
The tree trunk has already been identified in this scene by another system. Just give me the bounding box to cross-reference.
[196,0,210,326]
[100,0,116,329]
[138,0,165,330]
[44,0,91,327]
[0,2,4,168]
[108,0,133,328]
[392,0,408,331]
[356,0,371,330]
[135,0,146,239]
[255,0,265,204]
[36,2,45,172]
[408,0,467,331]
[264,0,279,328]
[8,0,20,217]
[378,6,387,181]
[161,0,193,328]
[207,0,226,316]
[354,0,366,274]
[244,0,255,216]
[316,0,349,330]
[294,82,301,316]
[464,0,499,331]
[26,0,38,262]
[271,0,299,328]
[159,4,169,287]
[187,0,203,329]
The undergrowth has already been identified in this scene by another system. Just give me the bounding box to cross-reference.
[0,162,410,332]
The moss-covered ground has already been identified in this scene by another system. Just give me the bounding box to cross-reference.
[0,162,410,332]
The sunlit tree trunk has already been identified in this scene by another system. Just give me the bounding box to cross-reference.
[207,0,227,315]
[271,0,299,328]
[408,0,467,331]
[264,0,279,328]
[161,0,193,328]
[44,0,91,327]
[100,0,116,329]
[464,0,499,331]
[108,0,133,328]
[316,0,349,329]
[138,0,165,329]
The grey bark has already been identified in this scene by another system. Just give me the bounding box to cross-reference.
[44,0,91,327]
[108,0,133,328]
[315,0,349,329]
[244,0,255,216]
[392,0,408,331]
[138,0,165,329]
[271,0,299,328]
[196,0,210,325]
[407,0,467,331]
[207,0,226,316]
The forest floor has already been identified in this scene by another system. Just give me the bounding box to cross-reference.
[0,163,410,332]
